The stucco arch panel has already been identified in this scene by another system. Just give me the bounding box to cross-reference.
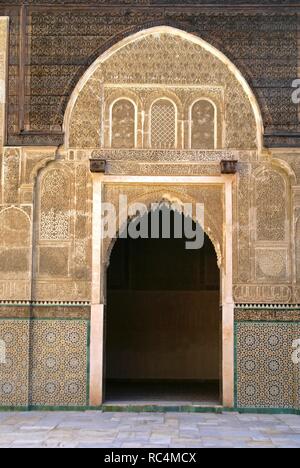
[66,27,262,151]
[102,184,224,271]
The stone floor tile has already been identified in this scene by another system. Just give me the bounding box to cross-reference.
[0,411,299,448]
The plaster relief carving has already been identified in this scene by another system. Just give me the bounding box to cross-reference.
[190,99,216,150]
[254,169,287,242]
[111,99,136,149]
[22,148,57,184]
[40,169,71,241]
[102,184,224,269]
[32,281,90,303]
[0,208,31,282]
[0,18,8,148]
[256,249,287,281]
[66,28,261,151]
[296,216,300,283]
[234,284,292,304]
[39,246,69,278]
[2,149,21,204]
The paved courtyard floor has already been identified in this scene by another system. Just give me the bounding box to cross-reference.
[0,411,300,448]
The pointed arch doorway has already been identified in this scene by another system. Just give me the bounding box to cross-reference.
[89,174,235,408]
[104,206,221,406]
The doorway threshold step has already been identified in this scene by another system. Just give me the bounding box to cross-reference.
[102,403,224,413]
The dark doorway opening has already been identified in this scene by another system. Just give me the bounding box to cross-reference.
[105,208,221,406]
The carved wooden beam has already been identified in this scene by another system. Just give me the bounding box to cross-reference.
[90,159,107,173]
[220,160,238,174]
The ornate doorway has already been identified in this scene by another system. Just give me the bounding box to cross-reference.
[89,175,234,408]
[105,207,221,406]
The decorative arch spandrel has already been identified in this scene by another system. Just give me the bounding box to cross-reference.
[65,27,263,151]
[102,184,224,271]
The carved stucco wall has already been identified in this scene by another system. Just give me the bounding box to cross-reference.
[0,18,7,149]
[67,30,259,151]
[233,156,295,304]
[0,26,299,305]
[1,4,297,148]
[1,20,300,410]
[24,155,297,304]
[102,184,223,268]
[33,159,92,302]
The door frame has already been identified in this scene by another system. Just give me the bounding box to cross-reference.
[89,175,235,408]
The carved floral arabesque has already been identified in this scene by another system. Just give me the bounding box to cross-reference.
[296,215,300,282]
[40,170,71,241]
[90,149,257,162]
[0,26,298,305]
[102,85,224,149]
[69,33,258,150]
[0,208,31,303]
[0,19,7,148]
[255,169,287,242]
[3,6,297,147]
[102,183,224,270]
[2,149,20,205]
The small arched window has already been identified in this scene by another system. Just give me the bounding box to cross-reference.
[190,100,216,149]
[151,99,176,149]
[111,99,136,149]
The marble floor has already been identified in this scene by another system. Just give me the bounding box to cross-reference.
[0,411,300,448]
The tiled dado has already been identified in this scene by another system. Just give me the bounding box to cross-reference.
[0,306,90,408]
[235,308,300,410]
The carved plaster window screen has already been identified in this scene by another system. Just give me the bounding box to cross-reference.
[40,169,71,241]
[190,99,217,150]
[150,99,177,149]
[111,99,136,149]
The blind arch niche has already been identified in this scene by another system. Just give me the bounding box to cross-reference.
[111,98,137,149]
[190,99,217,150]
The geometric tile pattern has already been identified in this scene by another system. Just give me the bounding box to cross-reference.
[0,319,89,408]
[236,322,300,409]
[0,320,29,407]
[29,320,89,407]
